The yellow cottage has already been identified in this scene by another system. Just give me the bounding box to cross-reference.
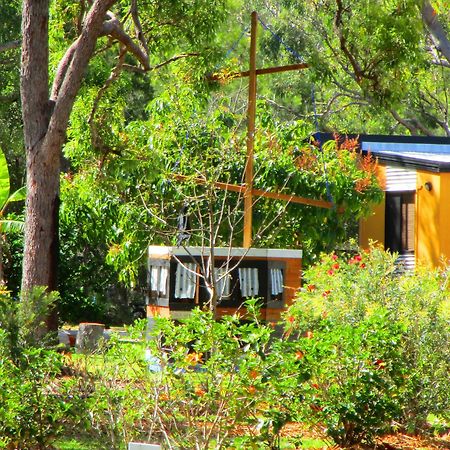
[356,134,450,269]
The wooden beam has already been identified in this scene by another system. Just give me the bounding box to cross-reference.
[208,63,309,81]
[172,174,341,211]
[172,174,245,193]
[243,11,258,248]
[253,188,334,209]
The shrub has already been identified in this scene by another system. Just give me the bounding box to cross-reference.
[285,246,450,443]
[0,288,85,449]
[85,302,306,449]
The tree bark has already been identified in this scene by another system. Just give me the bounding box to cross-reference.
[20,0,54,290]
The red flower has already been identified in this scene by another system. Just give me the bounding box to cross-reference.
[327,269,334,276]
[331,254,338,261]
[374,359,386,369]
[295,350,305,360]
[360,263,366,269]
[332,263,340,270]
[307,284,316,292]
[287,316,295,323]
[354,254,362,262]
[322,290,331,297]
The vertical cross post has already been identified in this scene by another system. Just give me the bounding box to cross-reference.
[243,11,258,248]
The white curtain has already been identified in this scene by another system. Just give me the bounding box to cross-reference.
[238,267,259,297]
[150,265,168,296]
[174,262,198,299]
[214,267,231,299]
[270,268,284,295]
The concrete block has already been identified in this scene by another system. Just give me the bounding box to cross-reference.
[128,443,161,450]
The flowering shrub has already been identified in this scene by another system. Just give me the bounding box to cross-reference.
[85,301,306,449]
[285,246,450,443]
[145,301,305,449]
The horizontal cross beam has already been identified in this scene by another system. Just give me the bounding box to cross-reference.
[208,63,309,81]
[173,174,339,210]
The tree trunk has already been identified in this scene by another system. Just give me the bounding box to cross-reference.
[20,0,117,330]
[20,0,57,295]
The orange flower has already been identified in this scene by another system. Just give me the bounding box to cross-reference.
[310,403,323,412]
[185,352,203,365]
[248,385,257,395]
[159,392,169,401]
[194,386,206,397]
[295,350,305,360]
[307,284,316,292]
[287,316,295,324]
[249,369,259,379]
[305,331,314,339]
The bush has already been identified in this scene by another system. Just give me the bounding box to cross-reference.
[85,302,306,449]
[285,246,450,444]
[0,288,85,449]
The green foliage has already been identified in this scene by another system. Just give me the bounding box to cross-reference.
[285,246,450,444]
[82,304,306,449]
[0,288,84,449]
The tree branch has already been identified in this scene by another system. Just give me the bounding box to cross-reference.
[101,13,150,70]
[334,0,364,82]
[0,93,20,103]
[390,109,434,136]
[422,1,450,65]
[123,52,200,73]
[131,0,150,58]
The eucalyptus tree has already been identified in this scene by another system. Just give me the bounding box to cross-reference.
[20,0,227,310]
[247,0,450,136]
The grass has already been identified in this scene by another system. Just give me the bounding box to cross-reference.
[54,436,108,450]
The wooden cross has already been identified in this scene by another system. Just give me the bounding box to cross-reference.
[179,11,335,248]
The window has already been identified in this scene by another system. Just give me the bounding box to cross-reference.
[385,191,415,254]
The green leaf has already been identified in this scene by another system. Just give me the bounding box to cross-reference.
[6,186,26,204]
[0,219,24,233]
[0,147,10,209]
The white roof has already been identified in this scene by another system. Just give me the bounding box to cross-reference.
[362,141,450,164]
[148,245,302,259]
